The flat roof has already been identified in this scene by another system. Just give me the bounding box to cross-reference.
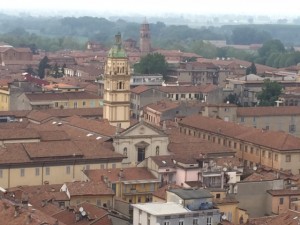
[132,202,188,216]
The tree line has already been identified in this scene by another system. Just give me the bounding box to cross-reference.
[2,14,300,68]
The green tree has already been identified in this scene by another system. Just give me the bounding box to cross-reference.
[224,93,240,105]
[246,62,257,75]
[38,56,50,79]
[257,79,282,106]
[231,27,271,45]
[258,39,285,64]
[134,53,168,78]
[25,65,35,75]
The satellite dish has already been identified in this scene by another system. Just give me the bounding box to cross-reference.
[79,207,83,212]
[223,167,228,172]
[81,211,86,216]
[253,166,257,171]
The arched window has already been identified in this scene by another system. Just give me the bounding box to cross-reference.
[118,81,123,90]
[123,147,127,156]
[156,146,160,156]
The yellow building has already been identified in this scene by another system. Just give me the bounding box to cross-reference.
[84,167,160,204]
[17,91,102,110]
[61,181,115,208]
[210,189,249,224]
[0,140,124,189]
[178,114,300,174]
[103,32,131,129]
[266,189,300,215]
[0,81,10,111]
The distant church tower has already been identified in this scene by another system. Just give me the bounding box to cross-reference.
[140,19,151,56]
[103,32,131,129]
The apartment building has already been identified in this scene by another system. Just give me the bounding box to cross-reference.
[178,114,300,174]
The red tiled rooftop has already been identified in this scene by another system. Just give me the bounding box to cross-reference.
[237,106,300,117]
[85,167,158,183]
[130,85,149,94]
[179,115,300,151]
[267,189,300,196]
[158,84,218,94]
[65,181,114,196]
[145,101,179,112]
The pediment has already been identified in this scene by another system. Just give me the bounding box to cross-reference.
[118,121,166,138]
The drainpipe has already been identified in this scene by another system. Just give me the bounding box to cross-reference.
[41,163,44,185]
[73,160,76,180]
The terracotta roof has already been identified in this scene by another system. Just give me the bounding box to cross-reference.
[237,106,300,117]
[23,141,83,159]
[0,144,31,164]
[52,202,112,225]
[267,189,300,196]
[152,184,182,200]
[250,210,300,225]
[38,130,70,141]
[26,110,53,123]
[7,184,67,216]
[0,128,39,140]
[63,116,116,137]
[243,172,278,182]
[149,155,176,168]
[65,181,114,196]
[0,110,30,118]
[167,127,235,160]
[213,197,239,205]
[130,85,150,94]
[25,118,113,142]
[41,108,103,118]
[85,167,158,183]
[0,199,66,225]
[179,115,300,151]
[145,101,179,112]
[24,74,50,86]
[0,140,123,165]
[248,215,276,225]
[158,84,218,94]
[25,91,101,101]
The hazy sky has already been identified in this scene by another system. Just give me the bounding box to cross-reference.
[1,0,299,16]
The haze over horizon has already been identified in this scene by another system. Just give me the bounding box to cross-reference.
[1,0,299,18]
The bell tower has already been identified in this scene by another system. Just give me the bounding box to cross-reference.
[140,19,151,56]
[103,32,131,129]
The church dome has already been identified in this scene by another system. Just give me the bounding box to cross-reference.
[107,32,127,58]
